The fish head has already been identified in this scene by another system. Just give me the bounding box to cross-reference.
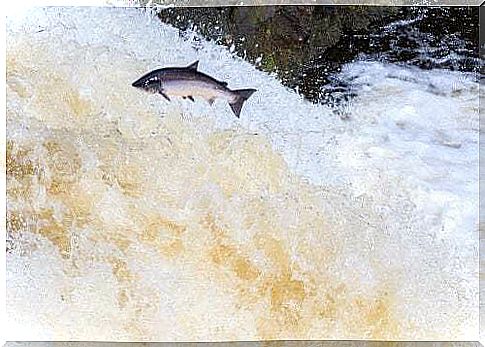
[132,70,163,94]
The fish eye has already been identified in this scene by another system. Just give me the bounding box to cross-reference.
[145,79,161,88]
[148,76,159,82]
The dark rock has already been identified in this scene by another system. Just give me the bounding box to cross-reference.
[157,6,479,105]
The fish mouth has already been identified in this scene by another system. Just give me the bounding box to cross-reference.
[131,78,145,88]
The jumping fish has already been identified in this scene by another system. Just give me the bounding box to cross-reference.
[132,61,257,118]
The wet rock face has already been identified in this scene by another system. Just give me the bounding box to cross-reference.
[158,6,401,102]
[158,6,479,105]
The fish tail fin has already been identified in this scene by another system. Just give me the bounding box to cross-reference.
[229,88,257,118]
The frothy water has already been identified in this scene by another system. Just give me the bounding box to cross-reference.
[6,7,478,341]
[296,7,480,106]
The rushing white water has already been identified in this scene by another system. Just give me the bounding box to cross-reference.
[6,6,479,341]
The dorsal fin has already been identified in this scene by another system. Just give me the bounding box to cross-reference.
[187,60,199,70]
[218,80,228,86]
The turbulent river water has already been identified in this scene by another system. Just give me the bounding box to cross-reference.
[6,6,479,341]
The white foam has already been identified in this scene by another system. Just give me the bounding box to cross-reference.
[6,7,479,341]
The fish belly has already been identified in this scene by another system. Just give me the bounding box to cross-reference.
[165,80,232,102]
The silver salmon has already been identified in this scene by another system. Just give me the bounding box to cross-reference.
[132,61,257,118]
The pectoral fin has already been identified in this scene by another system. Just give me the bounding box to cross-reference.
[159,91,171,101]
[208,98,215,106]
